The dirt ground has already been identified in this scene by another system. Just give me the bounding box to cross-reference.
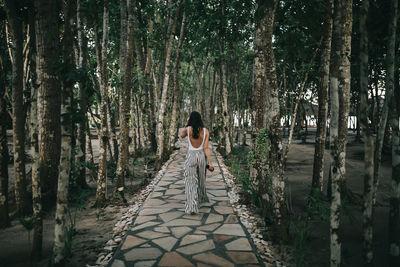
[284,130,393,266]
[0,129,396,266]
[0,135,154,267]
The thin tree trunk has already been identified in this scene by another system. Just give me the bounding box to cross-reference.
[53,1,75,263]
[373,0,398,205]
[387,0,400,264]
[329,0,341,262]
[330,1,352,266]
[311,0,334,193]
[0,25,9,228]
[168,12,186,152]
[76,0,89,189]
[263,0,287,240]
[116,0,135,201]
[389,104,400,265]
[5,0,29,216]
[219,0,231,155]
[35,0,62,213]
[155,0,181,169]
[283,49,318,167]
[359,1,374,265]
[27,6,42,258]
[96,0,110,207]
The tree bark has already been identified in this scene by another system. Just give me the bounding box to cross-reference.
[116,0,135,200]
[0,25,9,228]
[76,0,89,189]
[27,6,42,259]
[330,0,352,266]
[155,0,181,169]
[387,0,400,264]
[35,0,62,212]
[219,0,232,155]
[5,0,29,216]
[168,11,186,153]
[96,0,110,207]
[373,0,398,205]
[389,104,400,265]
[359,1,374,265]
[53,1,75,263]
[311,0,333,193]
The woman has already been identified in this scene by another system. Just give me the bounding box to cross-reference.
[180,111,214,214]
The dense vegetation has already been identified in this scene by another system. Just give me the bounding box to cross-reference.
[0,0,399,266]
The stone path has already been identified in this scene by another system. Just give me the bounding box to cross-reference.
[108,140,264,267]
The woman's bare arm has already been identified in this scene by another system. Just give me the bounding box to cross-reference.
[180,127,188,138]
[203,129,214,171]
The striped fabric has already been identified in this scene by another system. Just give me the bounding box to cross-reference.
[184,149,209,214]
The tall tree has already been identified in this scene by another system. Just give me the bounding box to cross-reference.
[219,0,232,155]
[263,0,287,239]
[252,0,287,241]
[359,0,375,265]
[28,3,42,259]
[115,0,135,201]
[311,0,334,194]
[35,0,62,211]
[0,21,9,228]
[155,0,181,169]
[168,11,186,153]
[372,1,397,205]
[75,0,89,189]
[387,0,399,264]
[95,0,110,207]
[53,0,75,264]
[4,0,29,216]
[329,0,352,266]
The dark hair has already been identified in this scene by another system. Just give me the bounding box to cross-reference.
[187,111,204,139]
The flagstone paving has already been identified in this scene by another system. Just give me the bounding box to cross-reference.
[108,140,264,267]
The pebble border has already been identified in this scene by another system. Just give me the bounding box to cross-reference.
[90,149,180,266]
[212,146,293,266]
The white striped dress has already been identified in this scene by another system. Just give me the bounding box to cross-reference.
[184,127,209,214]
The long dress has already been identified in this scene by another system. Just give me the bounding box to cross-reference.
[184,127,209,214]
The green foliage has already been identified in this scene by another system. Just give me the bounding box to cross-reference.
[306,188,330,221]
[290,217,311,267]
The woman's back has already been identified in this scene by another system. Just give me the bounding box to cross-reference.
[187,127,206,150]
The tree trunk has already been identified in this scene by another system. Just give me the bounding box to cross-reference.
[219,0,231,155]
[252,0,287,241]
[330,0,352,266]
[373,0,398,205]
[26,6,42,259]
[263,0,287,240]
[387,0,400,264]
[0,25,9,228]
[389,105,400,265]
[53,1,75,263]
[168,11,186,153]
[359,0,374,265]
[284,49,318,167]
[155,0,181,169]
[5,0,29,216]
[76,0,89,189]
[311,0,333,194]
[35,0,62,212]
[96,0,110,207]
[116,0,135,201]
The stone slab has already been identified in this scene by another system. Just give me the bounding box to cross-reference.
[124,247,162,261]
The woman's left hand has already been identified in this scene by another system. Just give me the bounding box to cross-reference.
[208,164,214,172]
